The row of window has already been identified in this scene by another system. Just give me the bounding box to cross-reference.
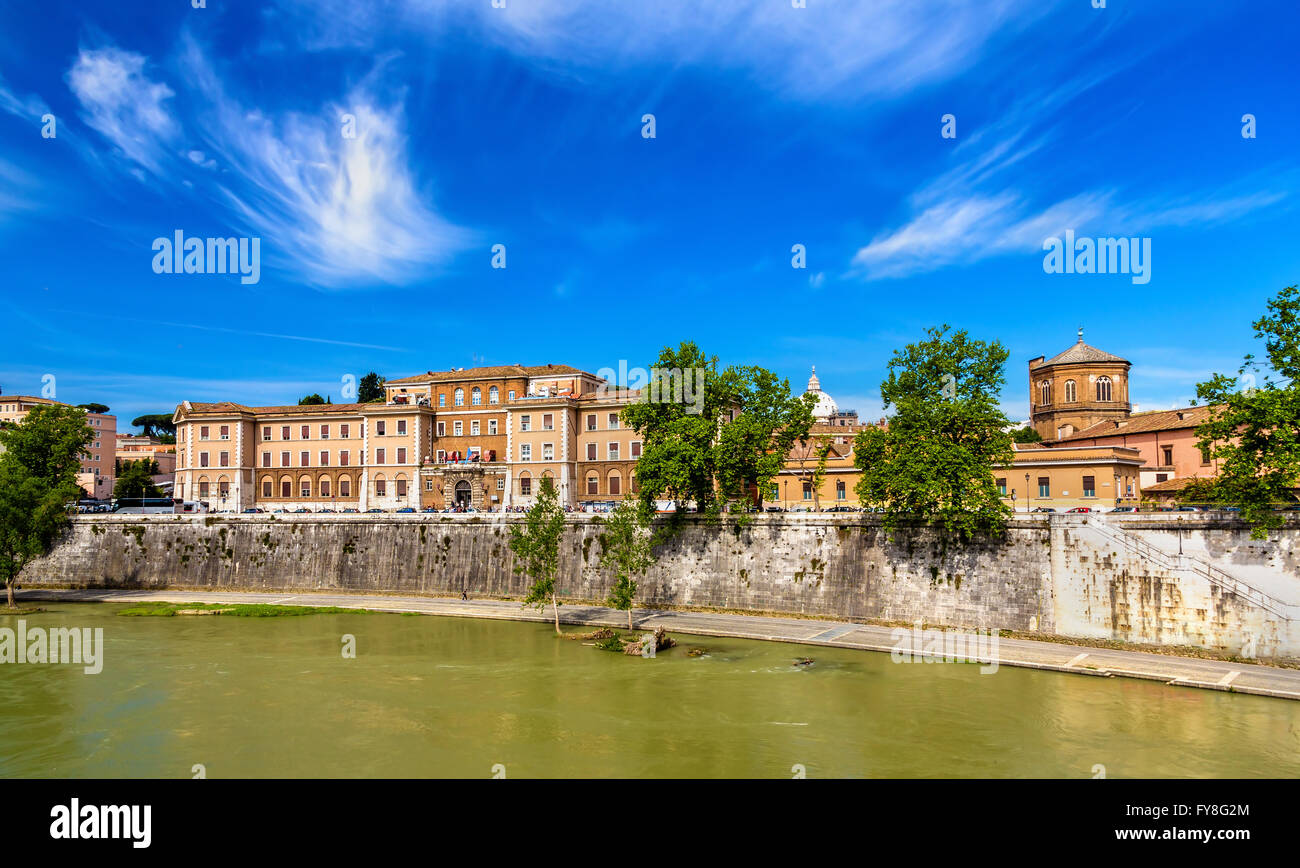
[196,447,414,468]
[996,476,1098,498]
[438,419,496,437]
[766,482,849,500]
[517,442,643,462]
[437,386,512,408]
[1037,377,1114,405]
[192,420,417,442]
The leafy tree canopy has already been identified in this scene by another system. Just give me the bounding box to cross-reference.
[114,460,163,499]
[1190,285,1300,538]
[132,413,177,438]
[1011,426,1043,443]
[77,402,110,414]
[622,341,814,517]
[298,394,328,405]
[358,372,386,404]
[853,325,1014,539]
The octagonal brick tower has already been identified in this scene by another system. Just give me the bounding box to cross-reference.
[1028,329,1131,440]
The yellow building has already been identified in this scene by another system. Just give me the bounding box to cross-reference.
[996,443,1143,511]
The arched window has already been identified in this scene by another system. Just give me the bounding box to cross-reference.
[1096,376,1112,402]
[280,475,292,498]
[630,471,639,494]
[488,386,499,404]
[339,475,351,498]
[299,475,312,498]
[218,475,230,498]
[198,475,210,498]
[454,388,465,407]
[518,471,531,496]
[1038,380,1052,406]
[608,471,621,496]
[587,473,599,495]
[320,476,331,497]
[471,387,482,406]
[1064,379,1076,403]
[374,474,386,497]
[261,475,273,498]
[395,474,408,497]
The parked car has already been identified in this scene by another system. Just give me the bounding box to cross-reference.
[365,508,384,514]
[341,508,359,514]
[765,506,784,513]
[1109,506,1138,513]
[395,507,416,513]
[1065,507,1094,513]
[318,509,336,514]
[421,507,437,513]
[1175,506,1199,512]
[1031,507,1057,513]
[825,505,857,512]
[292,508,312,514]
[241,507,265,514]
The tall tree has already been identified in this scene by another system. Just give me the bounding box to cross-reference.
[509,476,568,633]
[76,403,110,414]
[298,393,326,405]
[600,500,656,629]
[1189,285,1300,538]
[0,405,94,608]
[623,341,815,517]
[358,372,386,403]
[854,325,1014,539]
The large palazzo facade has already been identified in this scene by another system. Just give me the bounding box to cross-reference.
[172,363,648,511]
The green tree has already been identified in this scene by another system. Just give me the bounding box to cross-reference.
[1189,285,1300,538]
[853,325,1014,539]
[358,372,386,403]
[601,500,656,629]
[623,341,815,517]
[132,413,177,439]
[298,393,326,405]
[1011,426,1043,444]
[114,460,163,499]
[77,402,110,414]
[509,476,568,633]
[0,405,94,608]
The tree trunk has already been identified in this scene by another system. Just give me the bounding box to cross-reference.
[6,580,14,610]
[628,608,634,631]
[551,593,560,634]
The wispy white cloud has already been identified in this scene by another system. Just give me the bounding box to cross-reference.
[65,46,179,176]
[271,0,1042,101]
[850,78,1291,281]
[61,37,473,288]
[0,72,49,119]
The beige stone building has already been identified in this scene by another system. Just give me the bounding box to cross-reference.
[116,434,177,476]
[997,443,1144,511]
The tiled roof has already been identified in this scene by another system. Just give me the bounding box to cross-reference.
[1042,339,1129,366]
[1054,405,1220,442]
[1141,476,1204,493]
[386,363,593,385]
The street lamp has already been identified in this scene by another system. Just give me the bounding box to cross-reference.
[1024,473,1030,512]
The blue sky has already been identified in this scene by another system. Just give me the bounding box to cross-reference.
[0,0,1296,431]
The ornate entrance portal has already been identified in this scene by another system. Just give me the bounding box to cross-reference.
[454,480,472,507]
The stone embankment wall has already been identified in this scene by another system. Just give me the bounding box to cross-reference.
[20,514,1300,657]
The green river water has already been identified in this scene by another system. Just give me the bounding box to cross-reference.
[2,603,1298,778]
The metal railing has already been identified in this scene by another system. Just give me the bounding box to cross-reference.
[1082,516,1297,619]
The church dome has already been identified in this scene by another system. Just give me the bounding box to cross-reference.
[804,367,838,420]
